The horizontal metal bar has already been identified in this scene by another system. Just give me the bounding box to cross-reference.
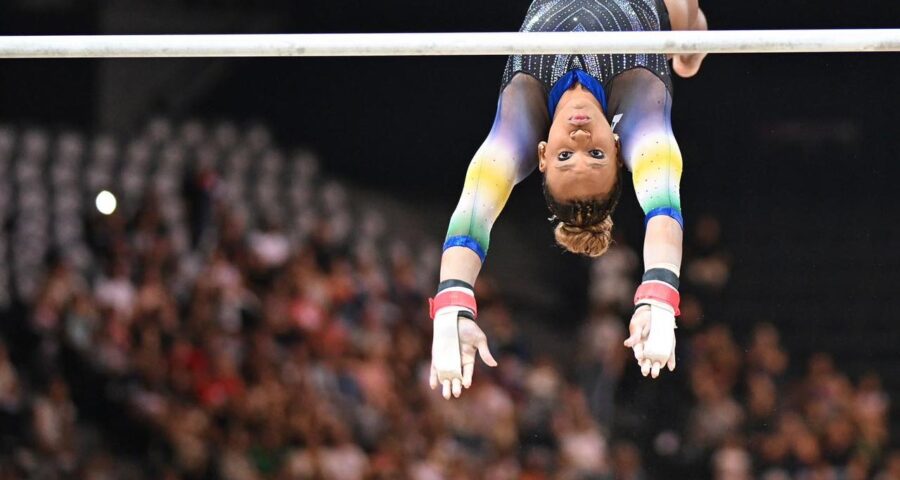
[0,30,898,58]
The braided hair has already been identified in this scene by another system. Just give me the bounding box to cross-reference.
[542,172,623,257]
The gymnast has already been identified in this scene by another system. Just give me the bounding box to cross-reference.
[429,0,708,399]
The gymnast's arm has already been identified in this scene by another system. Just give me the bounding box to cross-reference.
[614,70,684,276]
[430,75,548,399]
[614,69,684,377]
[440,75,549,284]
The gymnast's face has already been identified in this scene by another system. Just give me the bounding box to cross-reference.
[538,85,620,202]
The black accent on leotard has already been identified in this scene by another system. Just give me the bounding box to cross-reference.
[501,0,673,94]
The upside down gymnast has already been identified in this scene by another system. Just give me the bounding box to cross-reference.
[429,0,708,399]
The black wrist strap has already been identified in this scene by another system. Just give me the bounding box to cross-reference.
[437,279,474,293]
[642,268,680,289]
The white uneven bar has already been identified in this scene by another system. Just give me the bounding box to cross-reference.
[0,30,898,58]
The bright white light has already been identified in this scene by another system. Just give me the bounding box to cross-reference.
[95,190,117,215]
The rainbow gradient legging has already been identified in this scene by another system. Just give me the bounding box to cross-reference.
[444,69,682,262]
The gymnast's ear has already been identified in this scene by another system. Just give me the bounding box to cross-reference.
[538,141,548,173]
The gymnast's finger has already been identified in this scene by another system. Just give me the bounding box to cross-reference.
[452,378,462,398]
[632,341,645,362]
[667,343,677,372]
[625,322,643,347]
[442,379,451,400]
[462,363,474,388]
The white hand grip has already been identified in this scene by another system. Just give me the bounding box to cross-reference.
[643,305,676,362]
[432,308,462,379]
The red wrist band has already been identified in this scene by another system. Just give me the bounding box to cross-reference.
[429,290,478,319]
[634,282,681,316]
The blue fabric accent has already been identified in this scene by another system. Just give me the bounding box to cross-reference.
[443,235,487,263]
[645,207,684,229]
[547,69,609,119]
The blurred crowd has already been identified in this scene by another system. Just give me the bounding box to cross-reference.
[583,215,894,480]
[0,121,894,479]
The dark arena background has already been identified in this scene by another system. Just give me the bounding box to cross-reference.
[1,1,900,479]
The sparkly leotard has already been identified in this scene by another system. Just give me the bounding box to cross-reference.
[443,0,683,262]
[501,0,673,93]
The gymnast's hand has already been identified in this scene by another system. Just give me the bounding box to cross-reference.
[624,304,677,378]
[429,308,498,400]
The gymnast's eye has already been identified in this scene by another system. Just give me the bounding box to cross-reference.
[557,151,573,161]
[589,149,605,159]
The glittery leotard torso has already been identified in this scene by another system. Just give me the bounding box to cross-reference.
[502,0,673,93]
